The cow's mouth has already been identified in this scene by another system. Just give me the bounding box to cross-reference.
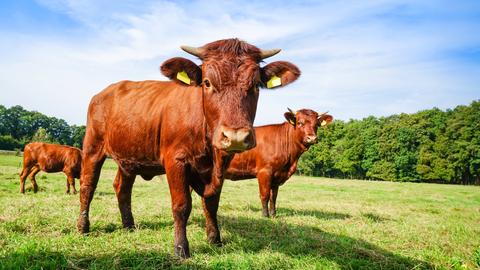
[220,141,251,153]
[304,140,317,146]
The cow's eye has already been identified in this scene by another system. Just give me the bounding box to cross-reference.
[204,79,211,88]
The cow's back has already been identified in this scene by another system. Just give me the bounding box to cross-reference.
[23,142,80,173]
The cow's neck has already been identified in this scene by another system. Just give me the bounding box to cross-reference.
[285,123,308,163]
[185,86,228,198]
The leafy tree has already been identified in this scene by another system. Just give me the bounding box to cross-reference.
[31,128,52,143]
[0,105,86,151]
[297,100,480,184]
[0,135,21,150]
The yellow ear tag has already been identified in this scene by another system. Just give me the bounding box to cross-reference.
[176,71,191,85]
[321,120,328,126]
[267,75,281,89]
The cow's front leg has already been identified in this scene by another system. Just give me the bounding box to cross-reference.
[269,186,279,218]
[257,169,272,218]
[202,193,222,245]
[166,159,192,259]
[113,169,136,229]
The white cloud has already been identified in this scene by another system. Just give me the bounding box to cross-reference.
[0,0,479,126]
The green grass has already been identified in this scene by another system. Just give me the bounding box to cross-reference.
[0,154,479,269]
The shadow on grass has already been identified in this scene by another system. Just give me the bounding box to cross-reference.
[91,219,174,234]
[248,206,352,220]
[362,212,390,223]
[0,250,205,270]
[194,215,432,269]
[2,213,429,269]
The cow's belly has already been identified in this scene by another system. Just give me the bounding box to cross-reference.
[38,158,64,173]
[225,171,256,181]
[114,157,165,180]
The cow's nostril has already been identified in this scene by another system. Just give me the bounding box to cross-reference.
[243,131,255,147]
[306,136,317,143]
[236,129,250,142]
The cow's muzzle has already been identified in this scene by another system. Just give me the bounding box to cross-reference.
[305,135,317,145]
[214,126,255,153]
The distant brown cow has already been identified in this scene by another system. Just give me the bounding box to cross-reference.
[77,38,301,258]
[226,109,333,217]
[20,142,82,194]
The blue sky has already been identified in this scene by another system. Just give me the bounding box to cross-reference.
[0,0,479,125]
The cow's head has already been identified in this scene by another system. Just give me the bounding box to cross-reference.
[161,38,300,153]
[284,108,333,146]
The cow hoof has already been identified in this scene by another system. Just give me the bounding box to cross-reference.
[209,239,222,247]
[77,218,90,234]
[174,245,190,259]
[207,233,222,246]
[123,223,135,231]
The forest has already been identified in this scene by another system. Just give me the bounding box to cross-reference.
[1,101,479,184]
[298,100,480,185]
[0,105,85,150]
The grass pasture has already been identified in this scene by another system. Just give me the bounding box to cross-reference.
[0,153,479,269]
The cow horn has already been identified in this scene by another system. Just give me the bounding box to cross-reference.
[287,107,296,115]
[260,49,281,59]
[181,45,205,58]
[317,111,329,118]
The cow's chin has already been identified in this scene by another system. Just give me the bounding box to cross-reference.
[303,140,316,147]
[213,139,255,154]
[214,145,248,155]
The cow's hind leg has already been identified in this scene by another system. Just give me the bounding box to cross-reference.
[28,166,40,193]
[257,170,272,218]
[202,193,222,245]
[65,172,76,194]
[70,177,77,194]
[113,168,136,229]
[19,165,34,194]
[166,159,192,259]
[77,142,106,234]
[269,186,279,218]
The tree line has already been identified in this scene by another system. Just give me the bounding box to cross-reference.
[0,105,85,150]
[1,102,479,184]
[298,100,480,185]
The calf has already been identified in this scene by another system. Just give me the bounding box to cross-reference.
[226,109,333,217]
[20,142,82,194]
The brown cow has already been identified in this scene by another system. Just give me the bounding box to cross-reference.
[19,142,82,194]
[77,38,301,258]
[226,109,333,217]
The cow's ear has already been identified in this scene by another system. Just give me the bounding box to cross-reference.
[318,114,333,127]
[160,57,202,86]
[260,61,300,89]
[284,111,296,126]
